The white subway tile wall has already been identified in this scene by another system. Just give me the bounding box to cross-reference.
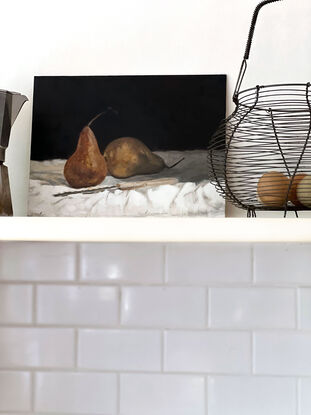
[167,244,252,284]
[0,242,76,281]
[0,285,32,324]
[35,372,117,414]
[0,327,75,368]
[207,376,296,415]
[164,330,251,374]
[0,242,310,415]
[121,286,206,328]
[80,243,164,283]
[120,374,205,415]
[298,288,311,329]
[37,285,119,326]
[0,372,31,412]
[78,329,161,371]
[209,287,296,329]
[254,331,311,376]
[300,378,311,415]
[254,244,311,285]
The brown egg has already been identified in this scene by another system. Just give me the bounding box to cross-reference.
[297,175,311,208]
[288,174,307,207]
[257,171,290,207]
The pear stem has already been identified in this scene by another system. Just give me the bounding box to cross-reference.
[87,111,106,127]
[166,157,185,169]
[87,107,118,127]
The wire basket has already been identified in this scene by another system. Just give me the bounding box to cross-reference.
[207,0,311,217]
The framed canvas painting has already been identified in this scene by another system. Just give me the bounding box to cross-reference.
[28,75,226,217]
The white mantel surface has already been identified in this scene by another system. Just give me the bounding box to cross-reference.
[0,217,311,242]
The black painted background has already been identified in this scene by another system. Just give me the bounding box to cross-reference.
[31,75,226,160]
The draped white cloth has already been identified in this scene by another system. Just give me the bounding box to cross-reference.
[28,151,224,217]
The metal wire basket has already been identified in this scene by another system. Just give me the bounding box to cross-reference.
[207,0,311,217]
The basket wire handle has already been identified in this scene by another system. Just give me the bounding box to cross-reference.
[233,0,283,103]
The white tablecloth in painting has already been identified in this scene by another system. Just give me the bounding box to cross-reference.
[28,151,225,217]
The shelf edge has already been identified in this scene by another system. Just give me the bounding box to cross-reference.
[0,217,310,242]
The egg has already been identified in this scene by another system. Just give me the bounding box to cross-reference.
[297,175,311,208]
[288,174,307,207]
[257,171,290,207]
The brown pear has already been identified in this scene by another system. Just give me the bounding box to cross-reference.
[64,126,108,188]
[104,137,166,178]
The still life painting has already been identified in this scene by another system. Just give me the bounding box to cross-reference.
[28,75,226,217]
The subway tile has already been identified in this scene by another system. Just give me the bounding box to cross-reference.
[0,328,74,368]
[0,285,32,324]
[254,243,311,285]
[0,372,31,411]
[120,374,205,415]
[121,287,205,328]
[165,331,251,374]
[37,285,118,326]
[298,288,311,329]
[210,288,296,329]
[167,244,252,284]
[254,331,311,375]
[208,376,296,415]
[80,243,164,283]
[35,372,117,414]
[0,242,76,281]
[78,329,161,371]
[300,378,311,415]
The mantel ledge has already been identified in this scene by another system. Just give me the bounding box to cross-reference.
[0,217,310,243]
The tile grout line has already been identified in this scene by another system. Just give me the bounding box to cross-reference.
[0,324,309,332]
[0,280,307,288]
[0,366,308,377]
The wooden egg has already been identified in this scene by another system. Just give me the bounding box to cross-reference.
[288,174,307,207]
[297,175,311,208]
[257,171,290,207]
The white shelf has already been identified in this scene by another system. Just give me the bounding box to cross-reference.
[0,217,311,242]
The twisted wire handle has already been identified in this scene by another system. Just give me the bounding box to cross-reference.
[244,0,283,59]
[233,0,283,102]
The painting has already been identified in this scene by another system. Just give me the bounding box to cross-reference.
[28,75,226,217]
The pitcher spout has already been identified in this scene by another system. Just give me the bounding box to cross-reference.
[0,89,28,216]
[0,90,28,157]
[11,92,28,126]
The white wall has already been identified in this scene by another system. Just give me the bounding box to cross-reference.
[0,241,310,414]
[2,0,311,216]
